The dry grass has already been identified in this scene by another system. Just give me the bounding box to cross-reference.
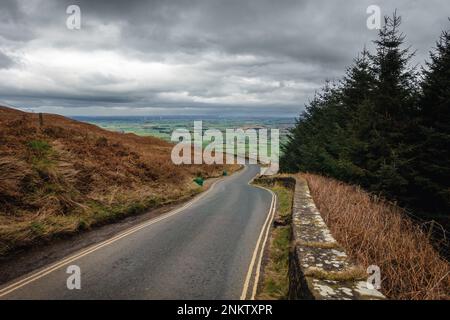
[301,173,450,300]
[0,106,238,256]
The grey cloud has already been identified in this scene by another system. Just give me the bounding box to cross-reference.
[0,0,449,116]
[0,51,14,68]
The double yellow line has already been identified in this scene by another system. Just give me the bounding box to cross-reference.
[240,180,277,300]
[0,174,228,298]
[0,166,272,300]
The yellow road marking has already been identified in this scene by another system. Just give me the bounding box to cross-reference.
[240,179,276,300]
[251,187,276,299]
[0,169,241,298]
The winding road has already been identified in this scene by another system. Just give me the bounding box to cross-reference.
[0,165,275,300]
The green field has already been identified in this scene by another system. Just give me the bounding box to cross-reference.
[74,116,295,154]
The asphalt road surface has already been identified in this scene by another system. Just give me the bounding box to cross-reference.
[0,165,274,299]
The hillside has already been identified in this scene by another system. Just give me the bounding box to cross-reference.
[0,106,237,256]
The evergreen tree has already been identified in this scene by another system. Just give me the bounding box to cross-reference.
[339,49,376,184]
[281,82,343,174]
[280,12,449,220]
[362,12,418,201]
[412,28,450,213]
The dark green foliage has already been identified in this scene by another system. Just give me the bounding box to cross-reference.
[193,177,204,186]
[281,13,450,217]
[411,27,450,213]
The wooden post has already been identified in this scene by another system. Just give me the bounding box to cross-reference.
[39,113,44,127]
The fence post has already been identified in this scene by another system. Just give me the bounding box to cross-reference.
[39,113,44,127]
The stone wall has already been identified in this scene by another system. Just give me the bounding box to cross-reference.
[288,177,385,300]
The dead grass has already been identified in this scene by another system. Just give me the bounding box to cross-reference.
[0,106,238,256]
[301,173,450,300]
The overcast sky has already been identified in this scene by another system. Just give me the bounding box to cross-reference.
[0,0,449,116]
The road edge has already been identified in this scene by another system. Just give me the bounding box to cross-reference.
[0,167,247,298]
[240,177,277,300]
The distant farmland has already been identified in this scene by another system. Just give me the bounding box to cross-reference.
[72,116,295,148]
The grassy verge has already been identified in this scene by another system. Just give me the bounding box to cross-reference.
[255,181,293,300]
[0,184,204,257]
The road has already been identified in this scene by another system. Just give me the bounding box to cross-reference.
[0,165,275,299]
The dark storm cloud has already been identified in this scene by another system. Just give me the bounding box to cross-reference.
[0,0,449,116]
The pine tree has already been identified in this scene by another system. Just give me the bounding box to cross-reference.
[339,49,376,184]
[364,12,418,200]
[281,82,343,174]
[280,12,448,220]
[412,27,450,213]
[421,28,450,127]
[281,50,376,181]
[341,48,374,111]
